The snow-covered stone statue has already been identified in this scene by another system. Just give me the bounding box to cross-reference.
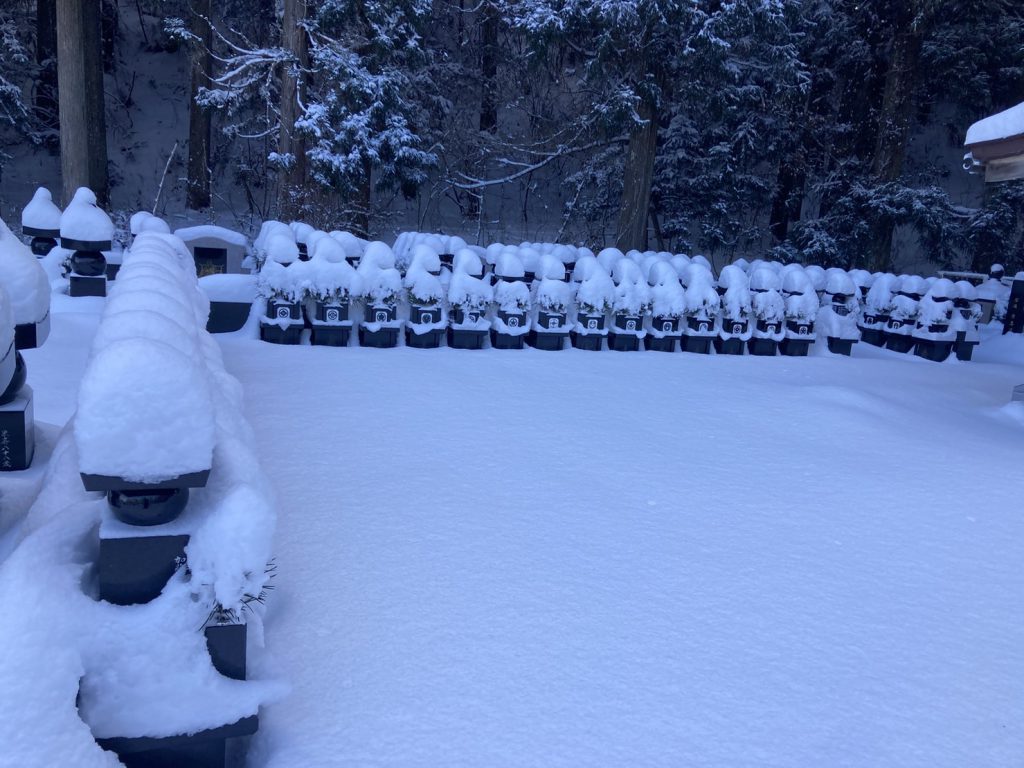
[61,187,114,297]
[911,278,957,362]
[21,187,62,257]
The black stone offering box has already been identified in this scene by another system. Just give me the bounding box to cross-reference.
[359,326,399,348]
[99,532,190,606]
[714,336,745,355]
[70,275,107,298]
[645,335,676,352]
[571,332,603,351]
[447,328,487,349]
[363,304,398,324]
[406,328,444,348]
[314,300,350,324]
[15,309,51,350]
[827,337,857,356]
[528,330,566,351]
[311,326,351,346]
[96,715,258,768]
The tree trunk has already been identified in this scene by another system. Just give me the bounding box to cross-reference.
[768,160,803,245]
[186,0,212,210]
[615,95,658,252]
[277,0,308,220]
[469,0,499,221]
[865,28,923,271]
[352,157,372,238]
[56,0,88,204]
[35,0,59,133]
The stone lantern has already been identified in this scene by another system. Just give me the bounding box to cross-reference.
[60,187,114,297]
[20,187,62,257]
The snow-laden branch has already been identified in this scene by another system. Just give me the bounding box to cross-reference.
[450,136,627,190]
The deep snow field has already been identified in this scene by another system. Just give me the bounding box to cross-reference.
[5,296,1024,767]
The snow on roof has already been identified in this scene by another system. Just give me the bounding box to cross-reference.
[965,101,1024,146]
[173,225,248,247]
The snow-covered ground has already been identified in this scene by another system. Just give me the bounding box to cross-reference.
[5,300,1024,767]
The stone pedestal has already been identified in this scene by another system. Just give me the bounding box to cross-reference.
[70,275,107,297]
[98,533,190,605]
[0,385,34,471]
[14,312,51,350]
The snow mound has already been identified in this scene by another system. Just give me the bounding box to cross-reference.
[0,216,51,324]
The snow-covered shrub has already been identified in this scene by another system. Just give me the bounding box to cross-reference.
[491,278,532,338]
[534,278,573,333]
[404,263,442,307]
[448,271,493,328]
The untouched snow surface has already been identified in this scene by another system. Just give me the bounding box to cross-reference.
[212,332,1024,768]
[4,296,1024,767]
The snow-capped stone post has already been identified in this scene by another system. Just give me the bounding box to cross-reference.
[858,273,897,347]
[357,242,405,348]
[447,249,492,349]
[975,263,1007,324]
[0,218,52,470]
[714,265,752,355]
[491,253,530,350]
[644,261,684,352]
[571,257,614,351]
[608,259,650,352]
[747,267,785,356]
[818,270,861,356]
[778,269,818,356]
[61,187,114,297]
[403,243,446,348]
[21,187,62,257]
[680,265,720,355]
[952,280,981,360]
[529,256,572,351]
[885,275,926,353]
[257,226,304,344]
[305,234,361,347]
[911,278,957,362]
